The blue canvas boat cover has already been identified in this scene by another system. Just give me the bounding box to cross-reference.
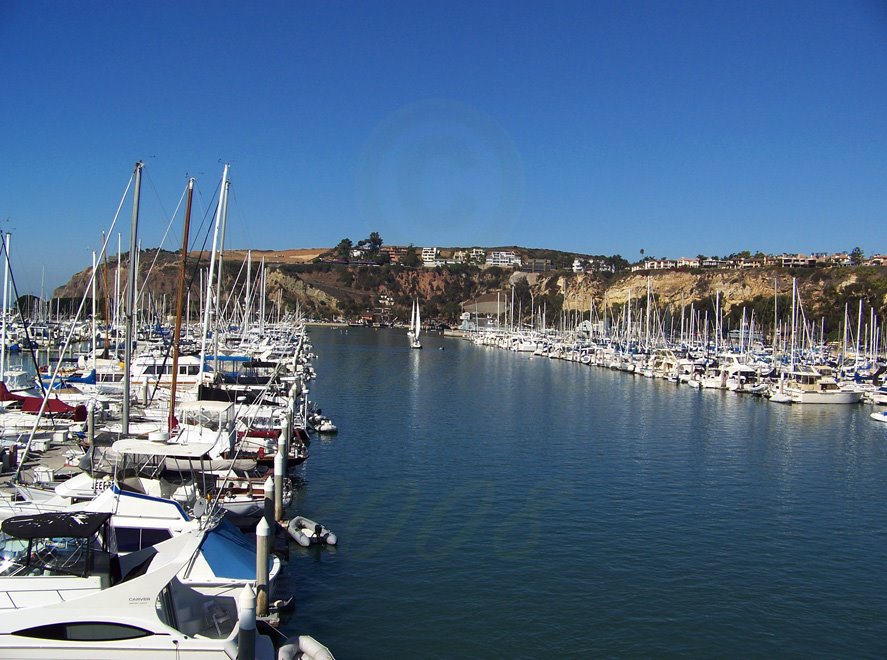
[199,518,272,580]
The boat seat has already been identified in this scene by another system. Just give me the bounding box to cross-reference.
[203,600,231,636]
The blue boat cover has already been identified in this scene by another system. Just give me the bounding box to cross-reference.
[199,518,272,580]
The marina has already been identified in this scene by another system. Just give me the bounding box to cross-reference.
[278,326,886,657]
[0,166,337,658]
[0,187,883,656]
[4,2,886,657]
[1,296,886,657]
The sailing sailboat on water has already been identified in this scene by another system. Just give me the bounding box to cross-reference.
[408,298,422,349]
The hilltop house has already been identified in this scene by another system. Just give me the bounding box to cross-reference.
[486,251,521,268]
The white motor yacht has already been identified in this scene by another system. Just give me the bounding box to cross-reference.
[0,510,276,658]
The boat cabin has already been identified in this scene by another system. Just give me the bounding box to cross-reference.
[0,511,112,584]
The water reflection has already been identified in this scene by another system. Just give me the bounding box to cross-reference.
[294,328,887,657]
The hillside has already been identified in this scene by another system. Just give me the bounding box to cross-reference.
[52,247,887,337]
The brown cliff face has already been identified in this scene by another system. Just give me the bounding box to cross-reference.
[52,249,886,327]
[562,270,788,313]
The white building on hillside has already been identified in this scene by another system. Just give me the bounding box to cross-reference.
[421,247,438,266]
[487,251,521,268]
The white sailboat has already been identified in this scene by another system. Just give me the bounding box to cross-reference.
[409,298,422,350]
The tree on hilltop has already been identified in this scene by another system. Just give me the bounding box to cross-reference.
[335,238,352,260]
[850,247,864,265]
[368,231,383,254]
[401,245,420,267]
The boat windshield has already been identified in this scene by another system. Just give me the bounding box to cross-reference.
[0,534,29,576]
[181,409,221,431]
[0,532,92,577]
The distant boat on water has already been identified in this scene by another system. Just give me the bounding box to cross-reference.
[408,298,422,350]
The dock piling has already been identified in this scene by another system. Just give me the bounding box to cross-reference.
[237,583,257,660]
[255,518,270,619]
[263,475,274,528]
[274,444,285,522]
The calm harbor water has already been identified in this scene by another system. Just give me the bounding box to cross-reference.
[284,327,887,658]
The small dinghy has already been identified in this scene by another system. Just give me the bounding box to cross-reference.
[870,410,887,423]
[308,411,338,434]
[316,419,338,434]
[287,516,338,547]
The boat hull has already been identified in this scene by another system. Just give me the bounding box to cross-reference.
[785,389,863,404]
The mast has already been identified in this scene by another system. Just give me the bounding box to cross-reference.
[121,160,143,435]
[245,249,252,335]
[169,178,194,431]
[101,232,111,358]
[645,277,651,350]
[199,164,230,376]
[134,243,141,342]
[260,257,266,333]
[855,299,863,372]
[213,177,230,359]
[91,250,97,368]
[115,233,122,355]
[773,278,778,354]
[790,277,797,371]
[0,233,10,383]
[626,288,632,345]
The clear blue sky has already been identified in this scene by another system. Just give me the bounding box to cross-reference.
[2,0,885,294]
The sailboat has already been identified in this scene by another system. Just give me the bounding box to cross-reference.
[409,298,422,349]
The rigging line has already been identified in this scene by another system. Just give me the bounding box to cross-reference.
[143,180,222,407]
[0,240,50,404]
[178,176,222,320]
[135,184,188,307]
[1,176,133,400]
[118,176,220,311]
[218,256,248,321]
[143,165,172,233]
[190,177,222,253]
[203,356,291,521]
[13,175,133,483]
[226,184,251,255]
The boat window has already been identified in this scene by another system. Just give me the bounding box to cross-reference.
[24,536,91,577]
[13,622,153,640]
[0,535,29,576]
[114,527,142,552]
[115,527,172,552]
[156,584,178,629]
[141,528,173,548]
[181,408,221,431]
